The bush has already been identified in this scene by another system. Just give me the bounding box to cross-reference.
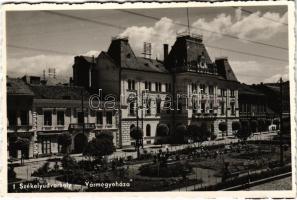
[77,160,94,171]
[210,134,217,140]
[139,162,192,178]
[57,133,72,154]
[257,119,266,132]
[155,124,169,145]
[232,121,241,131]
[250,120,258,133]
[173,124,187,144]
[219,122,227,134]
[8,165,16,181]
[61,155,78,171]
[83,136,115,160]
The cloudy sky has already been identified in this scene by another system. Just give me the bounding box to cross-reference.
[6,6,289,84]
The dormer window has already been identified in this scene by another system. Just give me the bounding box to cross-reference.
[126,53,131,58]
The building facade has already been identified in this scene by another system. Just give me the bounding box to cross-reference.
[7,76,119,159]
[73,33,241,147]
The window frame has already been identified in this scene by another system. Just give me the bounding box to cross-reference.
[57,110,65,126]
[106,111,113,125]
[43,110,52,126]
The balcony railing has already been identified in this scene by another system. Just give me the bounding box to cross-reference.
[192,113,217,119]
[7,125,33,132]
[68,123,96,131]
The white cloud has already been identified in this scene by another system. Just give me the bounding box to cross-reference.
[8,54,73,78]
[119,10,287,59]
[191,9,287,42]
[263,65,289,83]
[7,50,101,78]
[119,17,177,59]
[81,50,101,57]
[229,60,289,84]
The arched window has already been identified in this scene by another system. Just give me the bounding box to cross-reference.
[146,124,151,137]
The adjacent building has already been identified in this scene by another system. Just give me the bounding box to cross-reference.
[7,76,119,159]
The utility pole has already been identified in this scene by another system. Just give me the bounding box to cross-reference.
[225,89,228,137]
[279,77,284,166]
[81,89,85,136]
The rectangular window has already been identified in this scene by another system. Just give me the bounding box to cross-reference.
[247,104,251,112]
[57,111,65,125]
[192,83,197,93]
[106,111,113,125]
[192,100,198,113]
[155,82,161,92]
[230,90,235,97]
[156,101,161,114]
[209,85,214,95]
[209,102,213,113]
[8,111,17,126]
[77,112,84,124]
[165,83,171,92]
[231,103,235,115]
[220,102,225,115]
[220,89,226,97]
[42,139,51,154]
[145,81,151,91]
[20,111,28,125]
[200,84,206,94]
[146,100,151,115]
[178,102,182,114]
[128,79,135,90]
[201,102,205,113]
[96,112,103,125]
[129,102,135,116]
[44,111,52,126]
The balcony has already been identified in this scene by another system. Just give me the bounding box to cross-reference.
[68,123,96,131]
[192,113,217,119]
[7,124,33,132]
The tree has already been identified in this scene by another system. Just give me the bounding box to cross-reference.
[83,133,115,161]
[156,124,169,146]
[96,131,114,141]
[273,119,280,130]
[14,137,30,165]
[130,126,143,159]
[199,123,211,144]
[232,121,241,134]
[174,124,187,144]
[187,124,200,143]
[235,120,252,141]
[265,120,271,131]
[282,116,291,135]
[61,155,78,171]
[219,122,227,136]
[250,120,258,133]
[58,133,72,154]
[257,119,266,133]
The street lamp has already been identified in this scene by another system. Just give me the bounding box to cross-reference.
[278,77,284,166]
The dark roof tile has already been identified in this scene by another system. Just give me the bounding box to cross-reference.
[7,77,34,96]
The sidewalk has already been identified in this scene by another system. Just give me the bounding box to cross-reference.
[10,131,277,165]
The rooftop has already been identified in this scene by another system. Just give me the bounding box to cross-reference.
[29,84,90,100]
[7,77,34,96]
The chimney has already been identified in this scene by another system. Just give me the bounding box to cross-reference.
[163,44,169,61]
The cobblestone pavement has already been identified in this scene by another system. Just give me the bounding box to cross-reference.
[245,176,292,190]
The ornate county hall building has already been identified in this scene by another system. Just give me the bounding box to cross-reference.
[73,33,240,147]
[8,33,287,159]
